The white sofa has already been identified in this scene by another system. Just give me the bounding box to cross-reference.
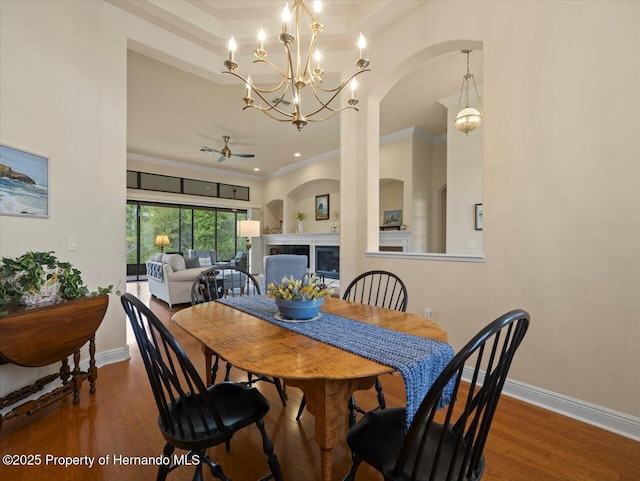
[146,253,210,307]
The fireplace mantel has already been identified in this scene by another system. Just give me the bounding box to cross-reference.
[262,231,411,251]
[262,233,340,246]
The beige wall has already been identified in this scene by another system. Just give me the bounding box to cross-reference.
[341,0,640,419]
[0,1,128,395]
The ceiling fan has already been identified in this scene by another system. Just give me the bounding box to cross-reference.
[199,136,255,163]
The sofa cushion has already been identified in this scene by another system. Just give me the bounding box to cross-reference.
[188,249,217,264]
[185,256,201,269]
[151,253,164,262]
[166,267,206,282]
[198,257,212,267]
[162,253,186,272]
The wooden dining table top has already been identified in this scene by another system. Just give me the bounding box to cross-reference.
[171,296,449,382]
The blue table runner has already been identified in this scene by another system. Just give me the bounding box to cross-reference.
[216,296,454,428]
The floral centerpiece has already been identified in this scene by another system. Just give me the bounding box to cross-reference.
[267,274,333,320]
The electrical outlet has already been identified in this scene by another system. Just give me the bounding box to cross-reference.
[423,308,432,320]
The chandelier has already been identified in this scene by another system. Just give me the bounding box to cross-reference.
[455,49,483,135]
[223,0,371,131]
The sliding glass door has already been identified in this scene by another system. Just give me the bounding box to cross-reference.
[126,201,247,281]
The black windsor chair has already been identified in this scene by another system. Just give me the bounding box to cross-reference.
[121,293,284,481]
[296,270,409,426]
[190,264,287,406]
[342,309,530,481]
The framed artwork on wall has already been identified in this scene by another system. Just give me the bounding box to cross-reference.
[315,194,329,220]
[0,144,49,218]
[382,209,402,228]
[475,203,483,230]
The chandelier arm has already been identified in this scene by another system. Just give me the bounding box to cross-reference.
[304,105,358,122]
[282,42,300,112]
[252,58,291,84]
[309,68,370,93]
[247,105,293,122]
[303,69,369,118]
[303,31,321,80]
[222,70,293,117]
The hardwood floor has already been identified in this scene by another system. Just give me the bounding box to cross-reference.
[1,281,638,481]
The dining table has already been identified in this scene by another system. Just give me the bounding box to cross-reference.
[172,296,449,481]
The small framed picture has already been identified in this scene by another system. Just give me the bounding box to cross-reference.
[475,203,483,230]
[0,144,50,218]
[383,209,402,227]
[315,194,329,220]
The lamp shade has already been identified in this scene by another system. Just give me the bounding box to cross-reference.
[455,107,482,134]
[154,234,170,247]
[237,220,261,238]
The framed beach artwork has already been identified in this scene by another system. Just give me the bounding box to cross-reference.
[315,194,329,220]
[0,145,49,218]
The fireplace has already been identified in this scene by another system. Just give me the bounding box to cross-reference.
[269,244,310,268]
[315,246,340,279]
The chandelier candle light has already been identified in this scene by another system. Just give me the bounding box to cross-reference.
[223,0,371,131]
[455,49,483,135]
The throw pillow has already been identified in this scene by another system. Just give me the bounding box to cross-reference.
[162,253,186,272]
[199,257,212,267]
[151,253,163,262]
[185,257,201,269]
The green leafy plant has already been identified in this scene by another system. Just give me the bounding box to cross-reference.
[295,211,306,221]
[0,251,119,312]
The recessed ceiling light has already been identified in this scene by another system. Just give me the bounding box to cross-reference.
[253,167,260,172]
[294,152,301,157]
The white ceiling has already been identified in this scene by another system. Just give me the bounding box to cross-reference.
[117,0,483,177]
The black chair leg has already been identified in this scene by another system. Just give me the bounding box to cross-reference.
[211,356,220,385]
[295,395,306,420]
[204,454,231,481]
[224,361,232,382]
[156,443,175,481]
[374,377,386,410]
[342,456,362,481]
[347,395,358,428]
[274,378,287,406]
[192,462,204,481]
[256,418,284,481]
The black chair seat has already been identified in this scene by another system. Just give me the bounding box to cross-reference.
[345,407,482,481]
[164,382,271,451]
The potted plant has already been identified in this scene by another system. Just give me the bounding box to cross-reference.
[266,274,333,320]
[0,251,116,312]
[295,211,306,234]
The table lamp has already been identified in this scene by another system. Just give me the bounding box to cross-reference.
[237,220,260,272]
[154,234,170,252]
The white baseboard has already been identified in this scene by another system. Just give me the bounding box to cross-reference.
[80,345,130,371]
[462,367,640,442]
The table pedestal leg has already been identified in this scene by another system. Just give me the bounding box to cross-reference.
[287,376,376,481]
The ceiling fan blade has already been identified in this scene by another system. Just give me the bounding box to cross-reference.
[231,153,255,158]
[217,156,226,163]
[199,145,222,154]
